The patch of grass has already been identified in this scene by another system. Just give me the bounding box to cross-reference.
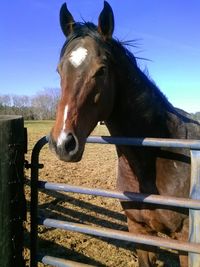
[25,121,109,150]
[25,120,54,133]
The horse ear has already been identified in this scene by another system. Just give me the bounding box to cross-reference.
[98,1,114,40]
[60,3,75,37]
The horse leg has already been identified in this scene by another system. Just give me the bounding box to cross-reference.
[136,249,160,267]
[179,218,188,267]
[127,218,161,267]
[179,255,188,267]
[173,218,188,267]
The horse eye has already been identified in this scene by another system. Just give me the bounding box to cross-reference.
[95,66,106,77]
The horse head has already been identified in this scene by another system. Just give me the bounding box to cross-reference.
[49,2,116,161]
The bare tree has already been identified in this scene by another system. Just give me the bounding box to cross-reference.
[0,95,12,114]
[0,94,12,106]
[31,88,60,120]
[12,95,31,108]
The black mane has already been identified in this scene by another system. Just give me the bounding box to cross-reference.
[60,22,198,125]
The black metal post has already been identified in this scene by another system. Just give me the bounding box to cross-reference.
[30,136,48,267]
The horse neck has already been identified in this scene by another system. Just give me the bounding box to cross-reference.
[106,64,177,138]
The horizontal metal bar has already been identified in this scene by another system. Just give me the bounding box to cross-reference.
[40,218,200,254]
[38,181,200,210]
[46,135,200,149]
[86,136,200,149]
[40,255,95,267]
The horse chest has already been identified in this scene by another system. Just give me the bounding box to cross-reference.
[116,149,158,194]
[116,149,189,233]
[116,154,140,193]
[156,148,191,197]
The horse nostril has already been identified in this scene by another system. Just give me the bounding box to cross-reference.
[64,133,77,154]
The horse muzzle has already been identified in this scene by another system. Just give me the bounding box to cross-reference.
[49,131,84,162]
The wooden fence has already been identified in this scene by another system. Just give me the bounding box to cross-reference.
[0,115,26,267]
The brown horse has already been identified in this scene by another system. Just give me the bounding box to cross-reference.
[49,2,200,266]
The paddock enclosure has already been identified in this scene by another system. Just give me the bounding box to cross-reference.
[0,118,200,267]
[28,121,200,267]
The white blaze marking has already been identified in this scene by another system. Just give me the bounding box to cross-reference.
[63,105,68,130]
[57,105,68,147]
[57,131,67,147]
[69,47,88,68]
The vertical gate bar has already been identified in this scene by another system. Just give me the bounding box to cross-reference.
[189,150,200,267]
[30,136,48,267]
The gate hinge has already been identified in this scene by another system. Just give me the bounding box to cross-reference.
[24,160,44,169]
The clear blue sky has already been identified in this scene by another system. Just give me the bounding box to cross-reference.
[1,0,200,112]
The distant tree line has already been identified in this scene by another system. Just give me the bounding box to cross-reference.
[0,88,200,121]
[190,112,200,122]
[0,88,60,120]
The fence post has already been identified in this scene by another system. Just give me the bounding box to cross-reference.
[0,115,26,267]
[189,150,200,267]
[30,136,48,267]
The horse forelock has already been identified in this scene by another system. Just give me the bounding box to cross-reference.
[59,21,139,67]
[60,22,102,59]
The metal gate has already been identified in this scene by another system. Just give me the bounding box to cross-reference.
[30,136,200,267]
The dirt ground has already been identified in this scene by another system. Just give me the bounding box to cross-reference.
[24,121,138,267]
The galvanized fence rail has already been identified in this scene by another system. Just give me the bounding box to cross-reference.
[30,136,200,267]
